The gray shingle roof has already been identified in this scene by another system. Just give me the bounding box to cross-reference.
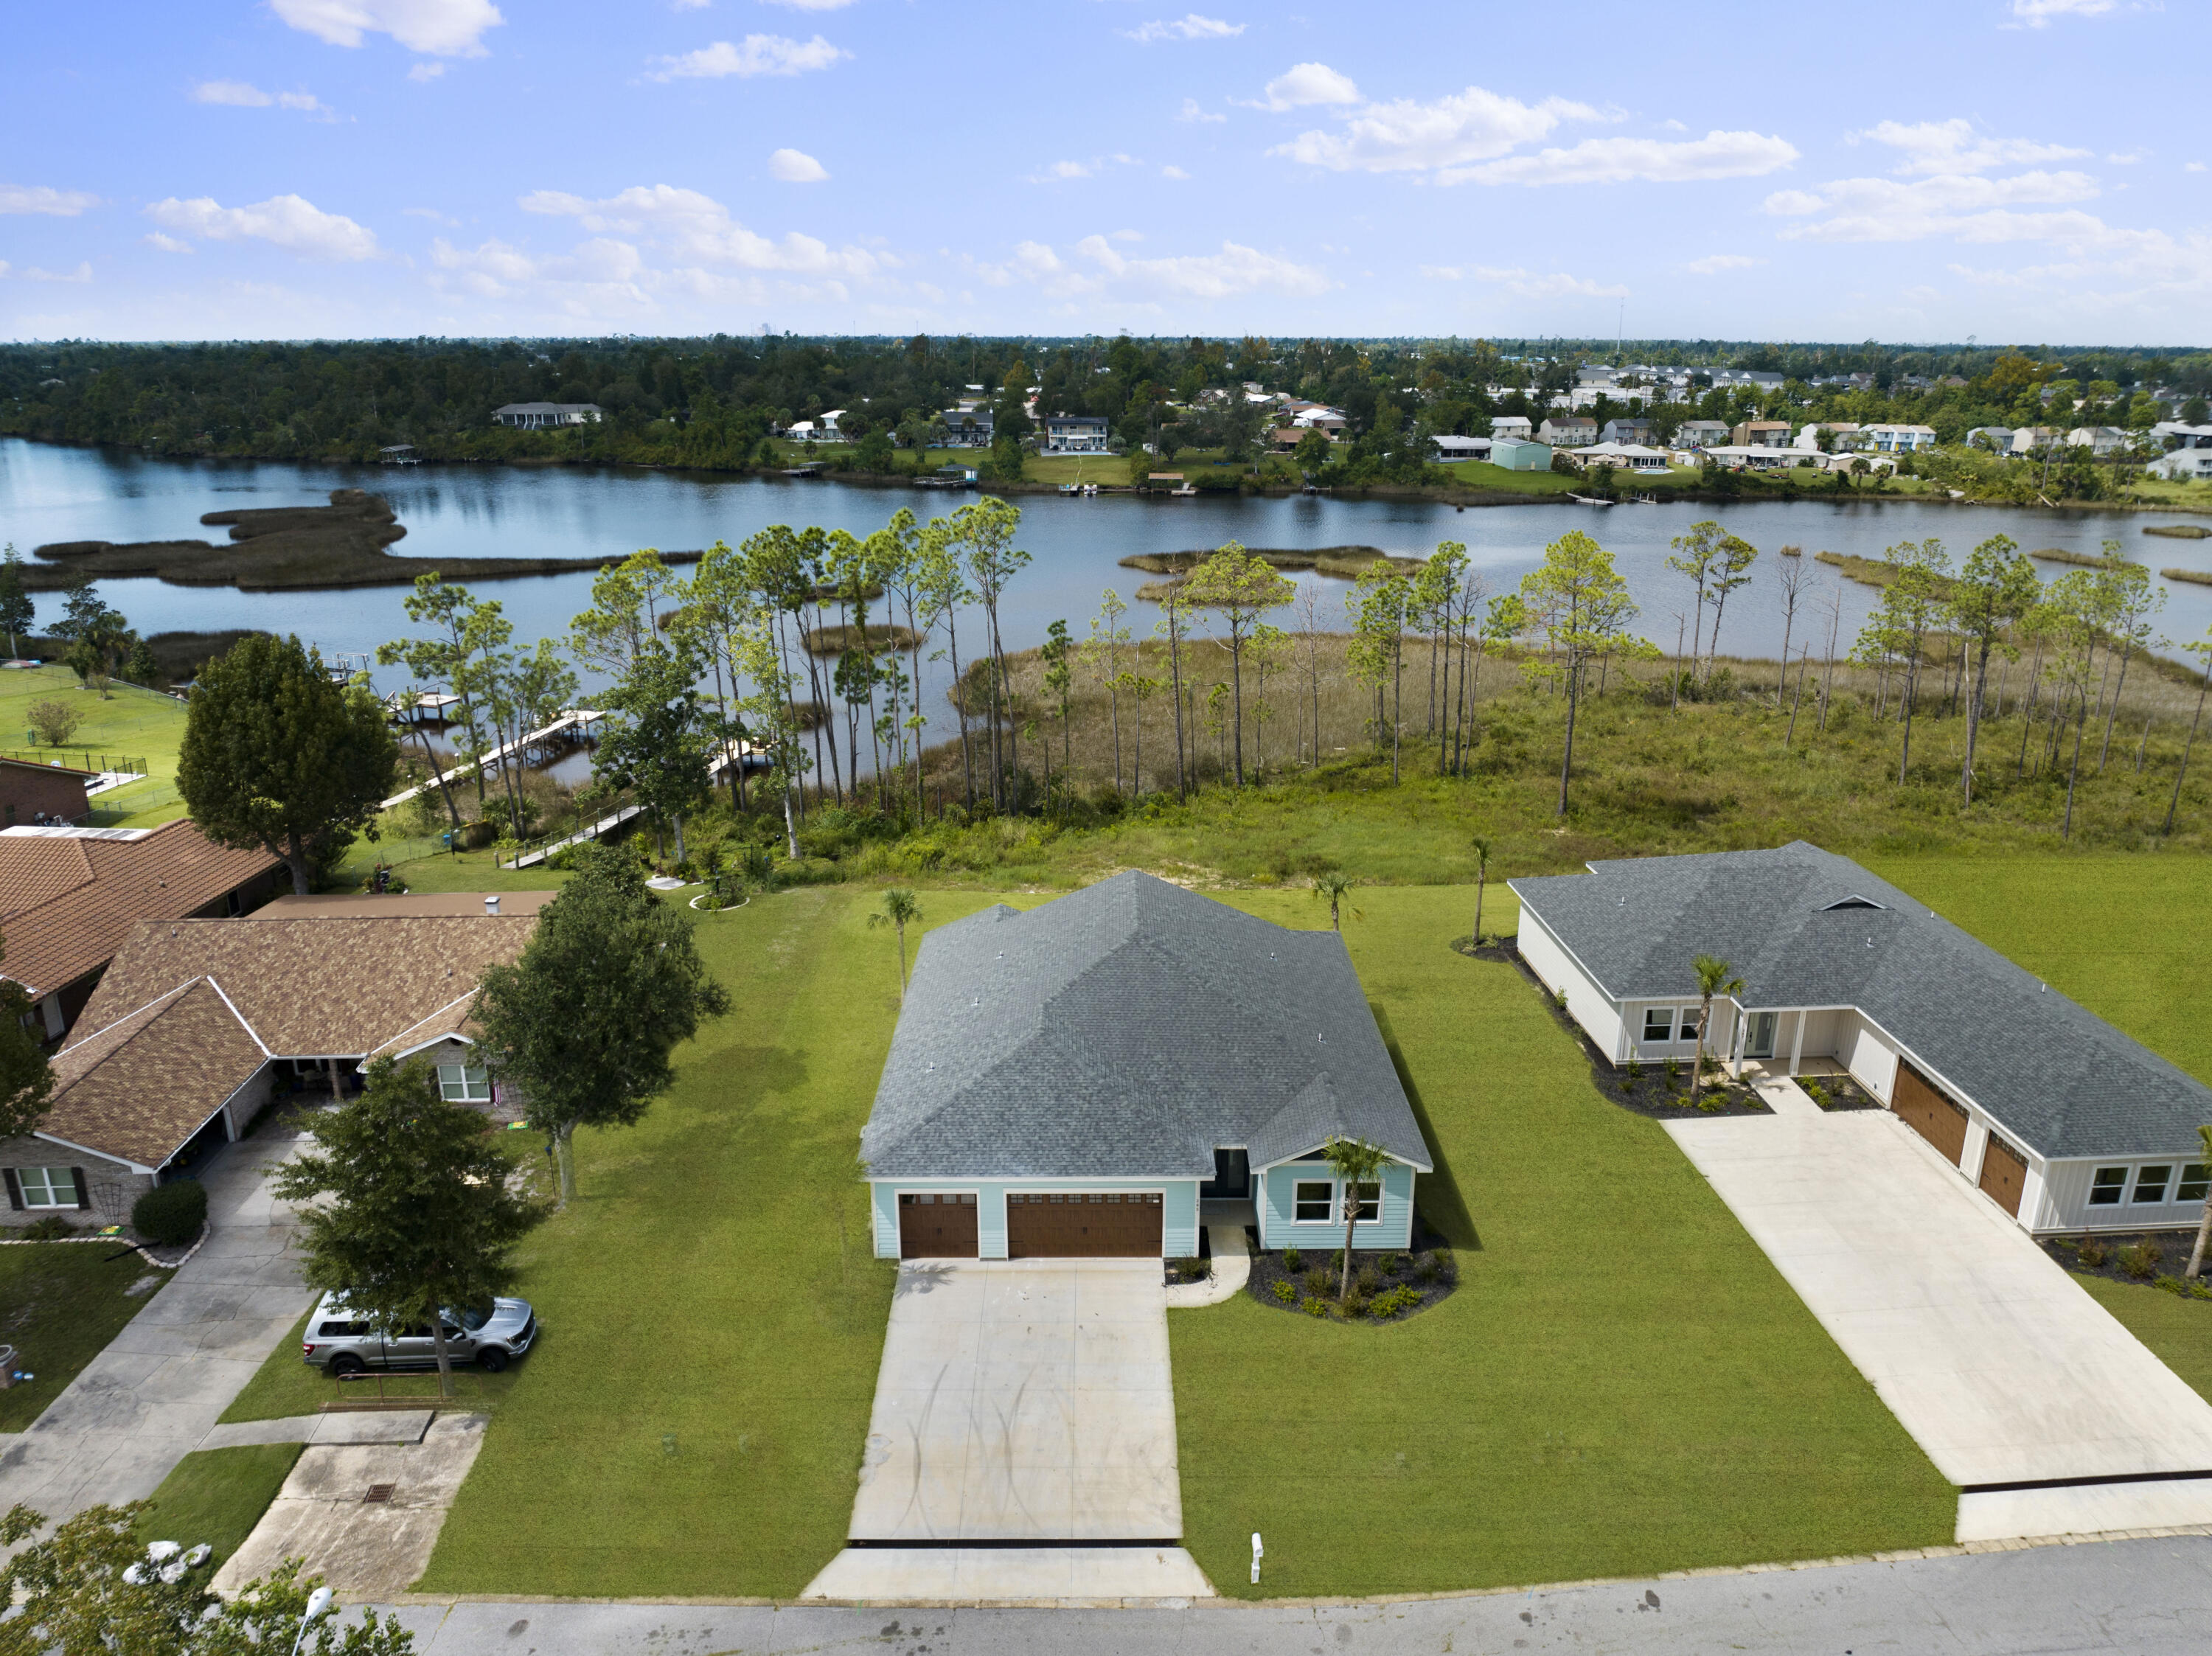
[1509,841,2212,1161]
[859,872,1432,1180]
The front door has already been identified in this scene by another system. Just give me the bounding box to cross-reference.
[898,1192,978,1258]
[1744,1011,1778,1060]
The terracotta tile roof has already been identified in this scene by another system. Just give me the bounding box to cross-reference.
[0,821,283,998]
[42,978,268,1168]
[79,914,538,1058]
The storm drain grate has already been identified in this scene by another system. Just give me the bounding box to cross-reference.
[362,1484,396,1504]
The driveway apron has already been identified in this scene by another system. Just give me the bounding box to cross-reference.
[1669,1088,2212,1541]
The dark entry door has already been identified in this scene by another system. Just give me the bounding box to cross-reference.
[1978,1135,2028,1217]
[898,1192,978,1258]
[1892,1061,1969,1165]
[1006,1192,1164,1258]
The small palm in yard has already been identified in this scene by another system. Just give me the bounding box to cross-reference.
[869,887,922,999]
[1469,835,1492,945]
[2188,1124,2212,1278]
[1312,870,1360,932]
[1689,952,1745,1106]
[1321,1135,1388,1302]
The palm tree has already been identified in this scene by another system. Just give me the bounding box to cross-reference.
[868,887,922,1000]
[1469,835,1492,945]
[2187,1125,2212,1278]
[1321,1135,1388,1301]
[1312,870,1359,932]
[1689,953,1745,1104]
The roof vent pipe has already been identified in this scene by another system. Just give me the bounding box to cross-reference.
[485,894,500,916]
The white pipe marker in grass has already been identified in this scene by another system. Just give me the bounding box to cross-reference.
[1251,1532,1263,1584]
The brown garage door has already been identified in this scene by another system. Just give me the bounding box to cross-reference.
[1978,1135,2028,1217]
[1007,1192,1164,1258]
[1892,1061,1969,1166]
[899,1192,978,1258]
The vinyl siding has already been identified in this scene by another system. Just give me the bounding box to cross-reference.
[1518,908,1624,1060]
[1255,1160,1416,1251]
[869,1177,1200,1259]
[2033,1155,2211,1234]
[1840,1012,1900,1102]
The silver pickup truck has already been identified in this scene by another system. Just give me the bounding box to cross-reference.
[301,1292,538,1375]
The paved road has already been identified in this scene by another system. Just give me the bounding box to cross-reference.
[376,1534,2212,1654]
[0,1134,312,1523]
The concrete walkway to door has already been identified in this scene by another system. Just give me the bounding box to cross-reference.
[801,1259,1211,1603]
[1669,1087,2212,1542]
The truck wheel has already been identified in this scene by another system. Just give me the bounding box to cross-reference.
[476,1347,509,1373]
[330,1354,365,1378]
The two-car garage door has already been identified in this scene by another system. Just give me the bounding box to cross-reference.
[897,1191,1166,1258]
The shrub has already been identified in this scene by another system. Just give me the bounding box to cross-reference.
[1281,1247,1301,1272]
[1340,1291,1371,1320]
[1168,1256,1205,1283]
[21,1214,78,1239]
[1377,1252,1401,1276]
[1554,989,1569,1010]
[1804,1080,1832,1109]
[132,1180,207,1246]
[1331,1249,1345,1272]
[1624,1059,1644,1081]
[1273,1279,1296,1304]
[1413,1255,1439,1284]
[1372,1286,1423,1317]
[1301,1266,1330,1296]
[1663,1057,1681,1088]
[27,697,84,748]
[2077,1235,2110,1267]
[1301,1295,1328,1318]
[2118,1239,2163,1281]
[1355,1264,1380,1294]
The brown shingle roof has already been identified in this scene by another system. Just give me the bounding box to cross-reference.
[42,978,268,1168]
[0,821,283,998]
[79,914,537,1058]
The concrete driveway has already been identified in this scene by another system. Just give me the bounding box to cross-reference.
[0,1134,314,1524]
[1669,1083,2212,1541]
[804,1258,1208,1601]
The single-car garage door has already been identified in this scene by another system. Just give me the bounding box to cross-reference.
[1892,1061,1969,1165]
[1978,1134,2028,1217]
[899,1192,978,1258]
[1007,1191,1163,1258]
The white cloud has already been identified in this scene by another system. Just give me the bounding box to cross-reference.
[1177,97,1225,125]
[1686,253,1763,274]
[1442,129,1798,187]
[759,0,854,7]
[1161,164,1190,180]
[2191,161,2208,173]
[649,34,846,79]
[1275,86,1597,173]
[271,0,504,56]
[0,184,99,217]
[191,80,334,116]
[1125,14,1244,43]
[144,232,195,253]
[1253,63,1360,112]
[1854,117,2089,176]
[2010,0,2117,23]
[1026,155,1139,184]
[768,147,829,183]
[144,193,381,260]
[1466,265,1628,299]
[1767,168,2101,241]
[19,262,93,284]
[975,234,1328,301]
[517,184,883,278]
[672,0,711,8]
[408,60,447,81]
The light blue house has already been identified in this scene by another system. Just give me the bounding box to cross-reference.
[1488,436,1554,472]
[858,872,1434,1261]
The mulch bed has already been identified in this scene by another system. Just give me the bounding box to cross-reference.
[2044,1228,2212,1300]
[1242,1225,1459,1323]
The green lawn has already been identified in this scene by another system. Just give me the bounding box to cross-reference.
[135,1444,303,1572]
[2076,1277,2212,1403]
[416,885,970,1598]
[219,1310,526,1423]
[0,1242,167,1432]
[0,664,190,827]
[1168,887,1955,1598]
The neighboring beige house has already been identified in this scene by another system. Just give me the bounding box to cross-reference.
[1,893,553,1228]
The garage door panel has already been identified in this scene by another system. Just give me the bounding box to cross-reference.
[1979,1135,2028,1217]
[900,1192,978,1258]
[1008,1192,1163,1257]
[1893,1061,1969,1165]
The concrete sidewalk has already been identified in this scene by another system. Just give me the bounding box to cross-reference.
[0,1133,314,1523]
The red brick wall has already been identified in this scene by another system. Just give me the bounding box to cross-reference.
[0,762,92,827]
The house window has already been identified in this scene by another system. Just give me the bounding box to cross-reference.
[2180,1165,2211,1204]
[18,1167,79,1208]
[437,1064,490,1102]
[2089,1166,2128,1206]
[1293,1180,1332,1222]
[1344,1181,1381,1222]
[1643,1008,1674,1043]
[1678,1008,1700,1043]
[2133,1165,2174,1204]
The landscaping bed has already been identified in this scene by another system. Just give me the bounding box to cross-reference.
[1243,1229,1458,1323]
[2044,1229,2212,1301]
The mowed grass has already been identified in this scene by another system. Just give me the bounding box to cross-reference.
[136,1444,303,1572]
[0,1242,167,1432]
[2076,1278,2212,1404]
[416,886,1007,1598]
[1169,886,1956,1598]
[218,1309,524,1423]
[0,664,190,827]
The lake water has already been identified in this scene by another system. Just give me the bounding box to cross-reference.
[7,437,2211,717]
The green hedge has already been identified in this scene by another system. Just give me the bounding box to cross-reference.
[132,1180,207,1246]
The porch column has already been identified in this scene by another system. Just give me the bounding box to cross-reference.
[1788,1011,1806,1077]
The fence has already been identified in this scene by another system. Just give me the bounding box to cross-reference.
[1,748,148,776]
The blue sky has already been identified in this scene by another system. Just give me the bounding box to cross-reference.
[4,0,2207,345]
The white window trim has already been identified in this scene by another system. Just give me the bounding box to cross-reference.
[437,1062,491,1103]
[2088,1165,2129,1206]
[2132,1164,2177,1205]
[18,1166,80,1208]
[1341,1180,1382,1224]
[1291,1179,1334,1223]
